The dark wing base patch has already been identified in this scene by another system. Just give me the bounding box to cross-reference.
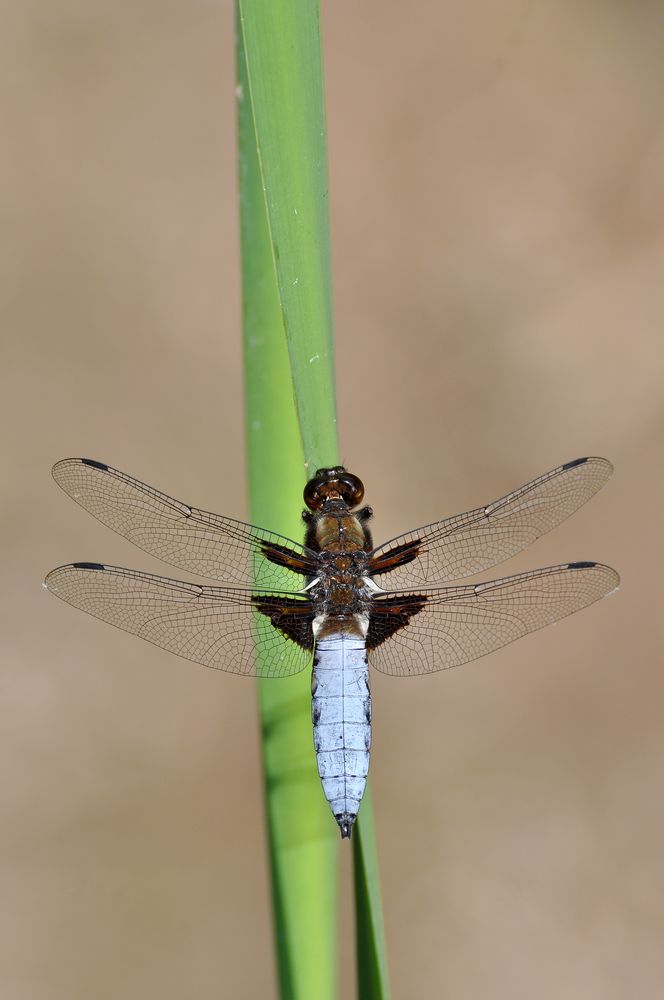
[253,595,314,650]
[367,594,427,650]
[260,541,317,575]
[369,540,422,575]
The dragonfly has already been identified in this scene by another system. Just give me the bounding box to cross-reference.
[45,456,619,838]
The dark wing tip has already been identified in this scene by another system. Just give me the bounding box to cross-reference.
[80,458,109,471]
[567,561,620,592]
[561,455,614,477]
[51,458,109,484]
[44,562,105,592]
[52,457,109,480]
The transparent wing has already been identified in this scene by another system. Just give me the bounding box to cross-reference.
[367,562,619,676]
[45,563,313,678]
[369,457,613,586]
[52,458,316,590]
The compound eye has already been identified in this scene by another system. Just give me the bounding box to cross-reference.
[303,474,327,511]
[303,469,365,510]
[336,472,364,507]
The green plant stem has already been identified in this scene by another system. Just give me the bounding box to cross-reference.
[237,8,337,999]
[238,0,337,470]
[237,3,390,997]
[354,785,391,999]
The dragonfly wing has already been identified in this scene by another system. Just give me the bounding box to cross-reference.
[367,561,619,676]
[369,457,613,586]
[45,563,314,678]
[52,458,316,589]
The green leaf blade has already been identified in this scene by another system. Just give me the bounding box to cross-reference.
[237,3,390,997]
[237,8,338,999]
[238,0,337,469]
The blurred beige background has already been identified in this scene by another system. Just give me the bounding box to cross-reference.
[2,1,663,997]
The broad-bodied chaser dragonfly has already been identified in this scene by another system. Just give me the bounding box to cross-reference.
[45,457,618,838]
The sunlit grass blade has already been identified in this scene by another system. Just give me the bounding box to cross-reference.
[354,785,391,999]
[237,0,336,469]
[237,3,390,998]
[237,7,337,999]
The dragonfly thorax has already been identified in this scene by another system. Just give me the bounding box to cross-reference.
[314,509,364,550]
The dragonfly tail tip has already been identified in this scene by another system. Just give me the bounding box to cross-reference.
[337,814,356,840]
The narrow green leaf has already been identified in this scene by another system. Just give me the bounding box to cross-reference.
[238,0,337,469]
[237,3,390,998]
[237,9,338,1000]
[354,786,391,999]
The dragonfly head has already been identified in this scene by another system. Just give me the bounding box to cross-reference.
[304,467,365,512]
